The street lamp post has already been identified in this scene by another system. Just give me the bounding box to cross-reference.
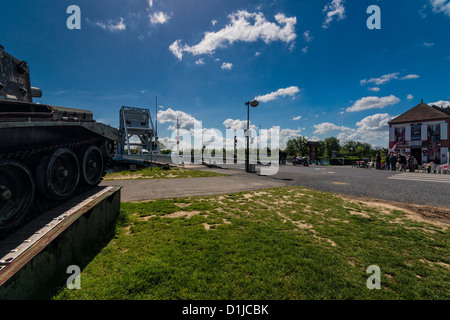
[245,100,259,172]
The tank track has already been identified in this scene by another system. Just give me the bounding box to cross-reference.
[0,137,111,239]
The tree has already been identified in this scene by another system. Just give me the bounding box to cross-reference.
[286,136,309,156]
[317,140,326,158]
[342,141,358,156]
[324,137,340,158]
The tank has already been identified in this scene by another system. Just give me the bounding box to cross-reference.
[0,45,119,237]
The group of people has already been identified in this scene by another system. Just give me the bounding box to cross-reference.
[375,152,418,172]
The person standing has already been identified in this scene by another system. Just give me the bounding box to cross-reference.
[375,154,381,170]
[407,153,412,171]
[399,153,407,172]
[410,155,418,172]
[281,150,287,165]
[385,153,390,170]
[389,152,397,171]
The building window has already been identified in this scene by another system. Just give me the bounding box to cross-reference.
[394,127,405,144]
[428,124,440,158]
[411,124,421,141]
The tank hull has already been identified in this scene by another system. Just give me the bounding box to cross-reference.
[0,102,119,237]
[0,45,119,237]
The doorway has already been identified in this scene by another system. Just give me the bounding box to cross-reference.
[411,148,422,165]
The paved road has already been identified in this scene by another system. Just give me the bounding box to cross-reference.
[102,163,450,209]
[207,163,450,209]
[101,169,287,202]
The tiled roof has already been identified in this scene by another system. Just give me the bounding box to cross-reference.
[388,101,450,124]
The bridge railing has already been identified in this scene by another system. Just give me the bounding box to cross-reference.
[113,154,277,166]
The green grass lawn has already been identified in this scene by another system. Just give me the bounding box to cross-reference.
[54,186,449,300]
[104,166,228,180]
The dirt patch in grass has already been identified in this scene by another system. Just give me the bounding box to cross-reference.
[349,211,371,219]
[277,211,336,247]
[164,211,202,219]
[174,203,190,208]
[340,196,450,230]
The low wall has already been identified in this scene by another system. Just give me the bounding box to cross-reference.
[0,186,121,299]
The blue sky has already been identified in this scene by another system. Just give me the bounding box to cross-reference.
[2,0,449,149]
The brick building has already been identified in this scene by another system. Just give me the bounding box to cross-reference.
[388,100,450,164]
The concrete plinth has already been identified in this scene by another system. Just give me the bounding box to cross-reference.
[0,186,121,299]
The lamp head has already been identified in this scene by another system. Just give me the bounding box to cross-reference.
[250,100,259,107]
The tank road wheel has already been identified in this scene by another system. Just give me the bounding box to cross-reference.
[0,161,35,234]
[36,148,80,200]
[79,146,104,186]
[100,140,115,158]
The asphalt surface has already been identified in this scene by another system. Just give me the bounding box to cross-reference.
[102,163,450,209]
[219,163,450,209]
[101,167,287,202]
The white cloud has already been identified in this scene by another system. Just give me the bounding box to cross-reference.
[169,10,297,61]
[169,40,184,61]
[419,4,428,18]
[277,127,302,149]
[195,58,205,65]
[407,94,414,100]
[430,0,450,17]
[222,121,302,149]
[339,113,394,144]
[361,73,419,90]
[147,0,154,7]
[255,86,300,103]
[150,11,170,25]
[315,113,394,145]
[423,42,435,47]
[360,73,399,86]
[313,122,353,135]
[211,19,217,26]
[429,100,450,108]
[356,113,393,132]
[346,95,400,112]
[223,119,257,131]
[303,30,313,43]
[322,0,346,28]
[221,62,233,70]
[92,17,126,31]
[402,74,420,80]
[293,116,302,121]
[302,46,309,53]
[158,108,201,131]
[255,51,261,57]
